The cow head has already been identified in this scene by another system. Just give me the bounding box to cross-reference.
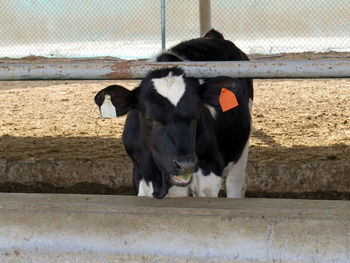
[95,67,202,187]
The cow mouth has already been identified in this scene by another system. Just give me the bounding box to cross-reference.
[170,173,192,186]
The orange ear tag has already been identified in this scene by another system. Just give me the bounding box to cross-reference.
[219,88,239,112]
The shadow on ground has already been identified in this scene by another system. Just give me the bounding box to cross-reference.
[1,135,349,162]
[0,135,349,199]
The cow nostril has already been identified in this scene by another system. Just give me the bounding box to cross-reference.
[174,159,196,172]
[174,160,183,169]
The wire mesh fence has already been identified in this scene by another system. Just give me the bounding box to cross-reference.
[0,0,349,59]
[211,0,350,54]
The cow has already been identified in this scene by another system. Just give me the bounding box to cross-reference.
[155,29,249,62]
[94,29,253,199]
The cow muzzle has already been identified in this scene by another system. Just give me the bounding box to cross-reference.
[170,157,197,186]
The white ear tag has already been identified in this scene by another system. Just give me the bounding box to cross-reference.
[99,94,117,118]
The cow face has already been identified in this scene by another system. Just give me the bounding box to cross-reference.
[94,68,201,187]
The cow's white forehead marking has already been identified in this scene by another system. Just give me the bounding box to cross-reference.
[152,72,186,106]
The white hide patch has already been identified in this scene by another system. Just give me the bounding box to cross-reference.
[248,98,253,113]
[224,141,249,198]
[248,98,256,133]
[223,99,252,198]
[166,185,190,198]
[204,104,217,119]
[223,98,252,198]
[190,169,222,197]
[137,179,154,197]
[152,73,186,106]
[100,94,117,118]
[198,79,205,85]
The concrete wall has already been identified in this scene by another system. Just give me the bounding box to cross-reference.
[1,159,349,195]
[1,194,349,262]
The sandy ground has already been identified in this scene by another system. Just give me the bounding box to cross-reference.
[0,78,349,165]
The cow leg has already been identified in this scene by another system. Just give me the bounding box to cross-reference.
[190,169,222,197]
[224,140,249,198]
[133,167,154,197]
[137,179,154,197]
[224,98,253,198]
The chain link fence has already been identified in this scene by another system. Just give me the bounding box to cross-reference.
[0,0,349,59]
[211,0,350,54]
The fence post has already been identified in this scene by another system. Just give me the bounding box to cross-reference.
[161,0,166,50]
[199,0,211,36]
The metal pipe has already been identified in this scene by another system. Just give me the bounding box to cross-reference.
[0,60,350,80]
[199,0,211,36]
[161,0,166,50]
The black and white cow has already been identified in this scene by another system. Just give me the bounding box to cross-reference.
[94,29,253,199]
[156,29,249,62]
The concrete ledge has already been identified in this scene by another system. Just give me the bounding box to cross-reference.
[0,193,349,262]
[247,161,350,193]
[1,159,349,193]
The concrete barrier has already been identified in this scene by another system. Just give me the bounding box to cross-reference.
[0,193,349,262]
[1,159,349,195]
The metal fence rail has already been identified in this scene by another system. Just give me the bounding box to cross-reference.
[1,60,350,80]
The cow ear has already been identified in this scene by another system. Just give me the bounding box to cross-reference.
[199,77,239,111]
[198,80,221,107]
[94,85,138,117]
[203,29,224,39]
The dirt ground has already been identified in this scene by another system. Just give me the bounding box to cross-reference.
[1,79,349,163]
[0,54,350,197]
